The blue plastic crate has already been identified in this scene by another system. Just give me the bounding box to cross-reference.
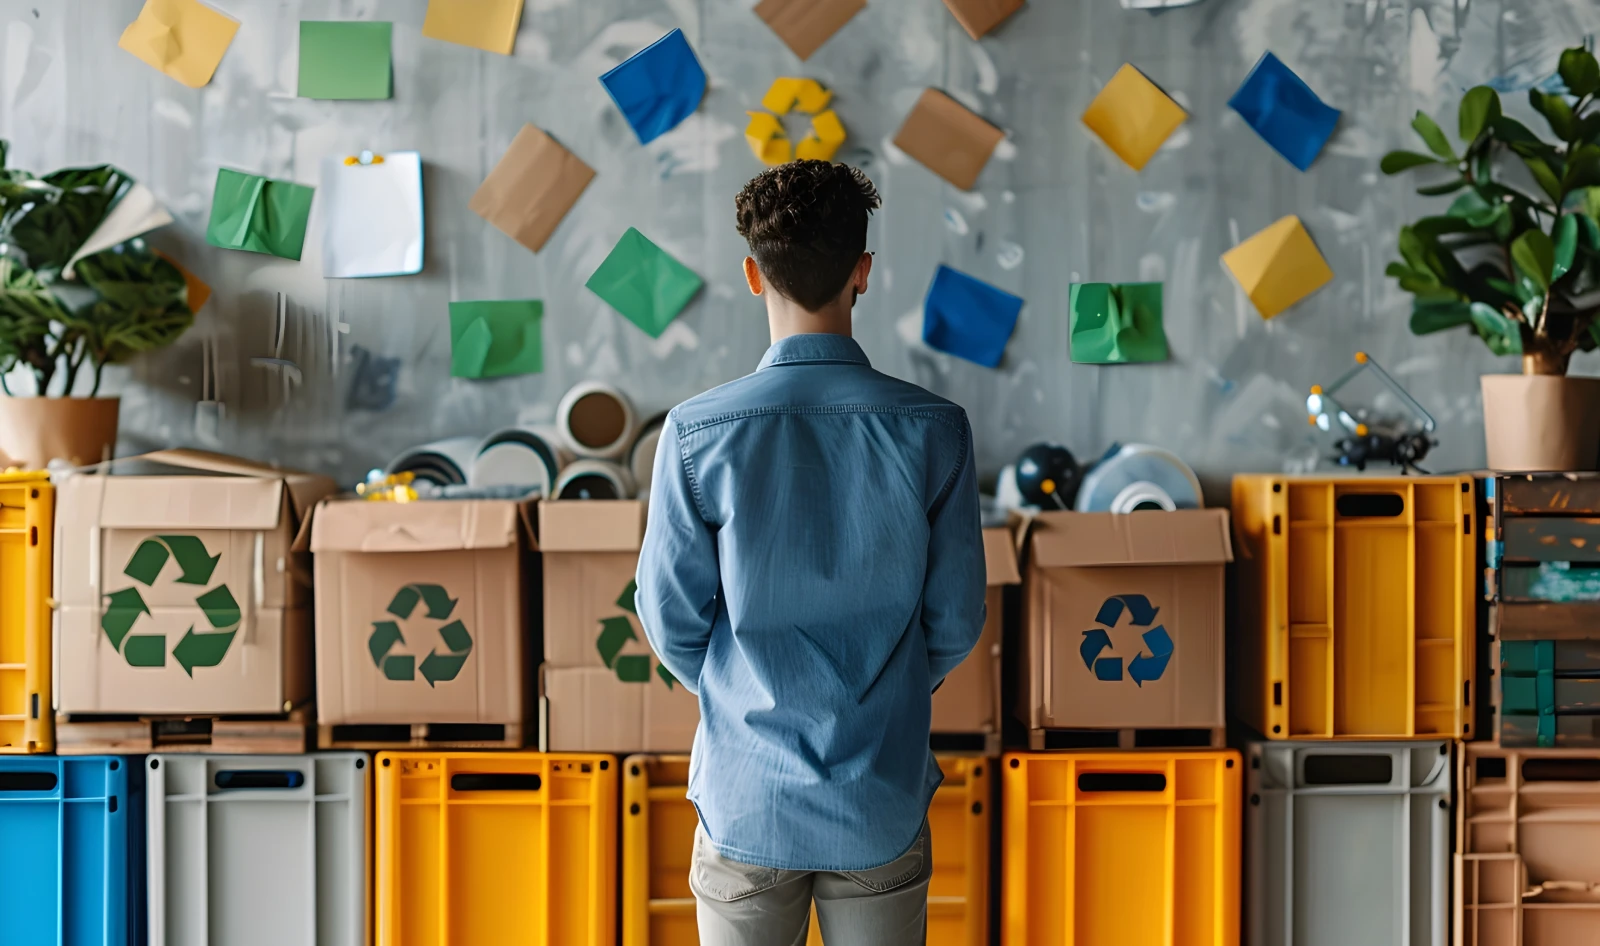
[0,756,143,946]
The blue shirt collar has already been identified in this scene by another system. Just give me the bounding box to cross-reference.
[757,333,871,370]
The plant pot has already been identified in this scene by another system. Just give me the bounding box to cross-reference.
[0,397,120,470]
[1481,375,1600,471]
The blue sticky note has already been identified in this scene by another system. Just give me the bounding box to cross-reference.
[922,265,1023,368]
[599,28,707,145]
[1228,52,1340,171]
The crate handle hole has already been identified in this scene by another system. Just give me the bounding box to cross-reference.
[108,796,117,813]
[1272,514,1280,536]
[1476,757,1507,781]
[1273,682,1282,706]
[1523,759,1600,782]
[215,770,305,790]
[1304,755,1392,785]
[1078,773,1166,793]
[1335,493,1405,518]
[0,772,57,791]
[451,773,542,792]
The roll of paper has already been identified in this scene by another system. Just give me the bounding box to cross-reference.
[554,459,635,501]
[1075,443,1203,513]
[556,381,637,460]
[628,413,668,496]
[471,426,570,496]
[386,436,479,486]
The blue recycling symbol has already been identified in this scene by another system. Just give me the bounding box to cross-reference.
[1080,594,1173,687]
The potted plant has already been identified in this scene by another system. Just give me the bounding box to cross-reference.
[0,141,193,469]
[1383,46,1600,470]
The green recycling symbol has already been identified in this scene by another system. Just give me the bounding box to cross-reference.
[368,584,473,687]
[597,580,677,688]
[100,535,240,676]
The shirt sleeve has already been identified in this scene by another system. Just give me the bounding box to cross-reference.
[634,413,719,696]
[923,416,988,688]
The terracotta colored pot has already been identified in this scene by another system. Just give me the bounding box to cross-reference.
[1481,375,1600,471]
[0,397,120,470]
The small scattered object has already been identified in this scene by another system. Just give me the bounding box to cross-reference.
[1229,52,1340,171]
[1014,443,1082,510]
[470,124,595,254]
[555,460,636,500]
[921,265,1023,368]
[1082,63,1187,171]
[298,20,392,100]
[205,168,315,261]
[586,228,703,338]
[357,469,420,502]
[1307,351,1437,472]
[321,150,422,278]
[119,0,240,89]
[1222,214,1333,319]
[421,0,524,55]
[448,299,544,379]
[1076,443,1203,513]
[943,0,1025,39]
[1069,282,1168,364]
[753,0,865,60]
[557,381,638,461]
[471,427,569,497]
[893,89,1005,191]
[628,414,669,496]
[600,28,707,146]
[746,78,847,165]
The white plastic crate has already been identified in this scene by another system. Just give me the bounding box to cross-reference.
[146,752,368,946]
[1247,741,1451,946]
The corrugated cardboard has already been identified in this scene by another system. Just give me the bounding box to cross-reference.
[54,450,334,715]
[752,0,866,60]
[930,526,1020,735]
[310,499,534,727]
[538,499,694,752]
[1018,509,1232,732]
[943,0,1025,40]
[469,123,595,254]
[892,89,1005,191]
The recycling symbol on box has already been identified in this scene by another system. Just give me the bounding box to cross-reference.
[101,535,240,676]
[367,584,473,687]
[597,580,677,689]
[1079,594,1173,687]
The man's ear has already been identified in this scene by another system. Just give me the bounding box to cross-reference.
[853,252,873,296]
[744,256,763,296]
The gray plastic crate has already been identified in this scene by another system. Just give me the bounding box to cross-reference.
[146,753,368,946]
[1247,741,1451,946]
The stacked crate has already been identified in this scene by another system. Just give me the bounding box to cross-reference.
[1005,507,1242,946]
[1467,474,1600,945]
[1232,475,1476,946]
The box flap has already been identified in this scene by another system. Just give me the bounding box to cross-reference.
[92,476,287,531]
[1029,508,1233,568]
[983,526,1020,585]
[538,500,645,552]
[105,449,336,522]
[310,498,521,553]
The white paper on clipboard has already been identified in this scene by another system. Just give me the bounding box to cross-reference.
[320,150,424,278]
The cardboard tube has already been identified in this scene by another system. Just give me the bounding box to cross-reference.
[556,382,636,460]
[386,436,479,486]
[554,460,635,500]
[471,426,571,496]
[628,414,668,495]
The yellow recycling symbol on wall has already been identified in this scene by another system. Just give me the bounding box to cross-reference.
[746,78,847,165]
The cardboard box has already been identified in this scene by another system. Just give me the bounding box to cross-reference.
[538,499,696,752]
[930,526,1020,738]
[1017,509,1232,734]
[54,450,334,715]
[309,498,534,727]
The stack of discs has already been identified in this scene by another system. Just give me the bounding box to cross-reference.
[470,427,570,499]
[385,437,478,487]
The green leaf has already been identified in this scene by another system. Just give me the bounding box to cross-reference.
[1512,229,1556,289]
[1417,179,1469,196]
[1410,301,1472,334]
[1485,276,1519,296]
[1469,302,1524,355]
[0,163,133,272]
[1385,261,1416,279]
[1412,111,1458,160]
[0,258,67,378]
[1446,190,1501,226]
[71,244,193,366]
[1530,89,1576,140]
[1381,150,1442,174]
[1459,86,1503,141]
[1566,144,1600,191]
[1561,47,1600,97]
[1580,209,1600,248]
[1490,115,1545,147]
[1413,214,1479,238]
[1522,155,1565,202]
[1398,226,1429,272]
[1556,213,1580,278]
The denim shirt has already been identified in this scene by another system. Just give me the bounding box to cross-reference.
[634,333,987,871]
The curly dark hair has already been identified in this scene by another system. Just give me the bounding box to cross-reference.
[734,160,881,312]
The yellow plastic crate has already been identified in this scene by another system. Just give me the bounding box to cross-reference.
[622,754,992,946]
[0,471,52,753]
[1002,750,1240,946]
[1232,474,1476,740]
[375,751,618,946]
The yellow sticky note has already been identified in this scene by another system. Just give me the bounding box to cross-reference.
[422,0,525,56]
[1081,63,1187,171]
[1222,215,1333,319]
[118,0,239,89]
[746,113,792,165]
[762,78,803,115]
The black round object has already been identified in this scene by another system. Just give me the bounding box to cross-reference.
[1015,443,1081,509]
[557,473,622,501]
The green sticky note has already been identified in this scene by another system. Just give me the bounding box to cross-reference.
[448,299,544,379]
[1069,282,1169,364]
[298,21,392,100]
[205,168,315,261]
[585,227,702,337]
